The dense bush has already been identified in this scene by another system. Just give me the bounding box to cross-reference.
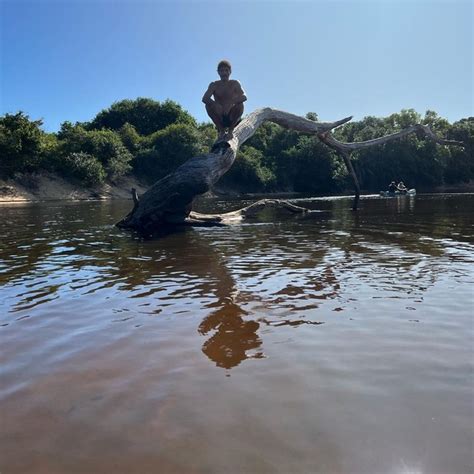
[283,136,343,193]
[133,148,161,184]
[445,118,474,184]
[0,112,47,176]
[57,124,132,180]
[59,152,106,186]
[1,102,472,193]
[87,98,196,135]
[196,122,218,153]
[118,122,142,153]
[220,146,275,191]
[135,123,201,183]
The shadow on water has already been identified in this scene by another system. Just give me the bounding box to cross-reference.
[1,194,473,369]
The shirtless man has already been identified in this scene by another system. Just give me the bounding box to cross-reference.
[397,181,408,194]
[202,60,247,141]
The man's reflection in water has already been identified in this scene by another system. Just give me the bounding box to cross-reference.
[198,299,263,369]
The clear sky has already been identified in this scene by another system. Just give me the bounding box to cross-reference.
[1,0,472,132]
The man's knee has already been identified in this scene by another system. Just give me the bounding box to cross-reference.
[206,102,222,115]
[234,103,244,115]
[229,103,244,125]
[205,103,224,129]
[205,103,214,116]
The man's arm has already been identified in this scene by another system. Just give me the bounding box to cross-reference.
[202,82,216,104]
[233,80,247,104]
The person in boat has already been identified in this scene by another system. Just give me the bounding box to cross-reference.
[397,181,408,194]
[202,60,247,141]
[388,181,398,193]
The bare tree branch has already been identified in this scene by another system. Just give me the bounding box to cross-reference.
[318,124,464,152]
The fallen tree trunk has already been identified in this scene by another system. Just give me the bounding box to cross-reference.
[116,108,463,234]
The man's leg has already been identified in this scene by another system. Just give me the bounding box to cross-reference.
[227,103,244,136]
[205,102,225,138]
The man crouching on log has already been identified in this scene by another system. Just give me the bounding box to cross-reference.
[202,60,247,141]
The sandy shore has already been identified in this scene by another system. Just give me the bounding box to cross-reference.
[0,172,149,203]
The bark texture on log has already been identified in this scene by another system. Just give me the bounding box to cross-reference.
[117,107,463,234]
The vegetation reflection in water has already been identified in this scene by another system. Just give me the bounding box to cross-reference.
[1,194,473,370]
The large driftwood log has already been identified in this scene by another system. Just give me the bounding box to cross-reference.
[117,108,463,234]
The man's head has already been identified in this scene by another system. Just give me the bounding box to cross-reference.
[217,60,231,80]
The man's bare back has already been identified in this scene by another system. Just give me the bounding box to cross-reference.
[202,60,247,141]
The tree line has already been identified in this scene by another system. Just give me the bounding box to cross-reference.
[0,98,472,193]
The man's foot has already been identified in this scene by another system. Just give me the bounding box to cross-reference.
[216,129,233,141]
[211,140,231,153]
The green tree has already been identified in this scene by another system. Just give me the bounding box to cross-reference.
[118,122,142,153]
[135,123,201,183]
[197,122,218,153]
[386,109,422,130]
[280,136,341,193]
[245,123,300,190]
[87,98,196,135]
[57,124,132,181]
[219,146,275,191]
[422,110,450,135]
[58,152,106,186]
[0,112,45,176]
[305,112,319,121]
[445,118,474,184]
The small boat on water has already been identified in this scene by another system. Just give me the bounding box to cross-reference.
[380,188,416,197]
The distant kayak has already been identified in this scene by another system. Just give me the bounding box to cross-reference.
[380,188,416,197]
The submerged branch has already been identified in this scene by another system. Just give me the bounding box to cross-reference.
[187,198,316,225]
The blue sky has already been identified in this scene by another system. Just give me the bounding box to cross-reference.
[1,0,472,132]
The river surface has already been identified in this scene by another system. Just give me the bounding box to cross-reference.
[1,193,473,474]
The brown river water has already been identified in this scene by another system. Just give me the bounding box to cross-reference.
[1,193,473,474]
